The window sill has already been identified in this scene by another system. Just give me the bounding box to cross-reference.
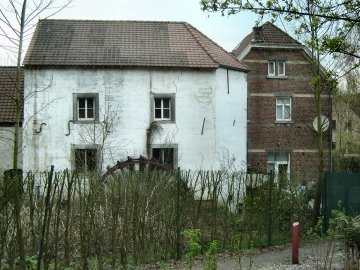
[267,75,288,79]
[73,120,100,124]
[154,119,175,124]
[275,120,293,125]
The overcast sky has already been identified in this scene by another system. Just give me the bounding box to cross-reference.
[0,0,259,65]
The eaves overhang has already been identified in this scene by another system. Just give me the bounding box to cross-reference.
[238,43,309,61]
[219,64,250,73]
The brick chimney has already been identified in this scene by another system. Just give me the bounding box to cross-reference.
[252,26,264,43]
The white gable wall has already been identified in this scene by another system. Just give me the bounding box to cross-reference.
[23,67,247,171]
[215,69,247,171]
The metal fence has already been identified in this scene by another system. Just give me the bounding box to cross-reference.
[322,172,360,231]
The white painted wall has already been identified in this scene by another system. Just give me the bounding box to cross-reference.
[23,67,247,172]
[0,126,22,170]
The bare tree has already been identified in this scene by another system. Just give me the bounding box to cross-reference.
[0,1,71,268]
[0,0,72,170]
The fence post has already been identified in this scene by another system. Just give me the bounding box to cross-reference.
[37,165,54,270]
[267,171,274,246]
[4,169,26,269]
[176,167,181,259]
[292,222,300,264]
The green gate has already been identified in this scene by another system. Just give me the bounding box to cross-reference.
[323,172,360,231]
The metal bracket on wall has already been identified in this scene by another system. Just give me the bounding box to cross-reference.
[201,117,205,135]
[34,123,46,134]
[65,120,74,136]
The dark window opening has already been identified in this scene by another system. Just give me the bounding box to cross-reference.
[152,148,174,167]
[332,120,336,130]
[332,142,336,150]
[75,148,97,172]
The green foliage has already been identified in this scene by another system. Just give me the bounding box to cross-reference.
[241,175,313,247]
[232,234,243,267]
[326,204,360,268]
[204,240,218,270]
[332,80,360,172]
[200,0,360,78]
[248,231,258,270]
[306,216,324,239]
[329,206,360,245]
[160,262,171,270]
[25,256,37,269]
[182,229,202,270]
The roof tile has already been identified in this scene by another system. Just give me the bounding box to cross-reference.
[0,67,24,124]
[232,21,301,57]
[24,20,248,71]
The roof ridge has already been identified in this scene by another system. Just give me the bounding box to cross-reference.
[186,23,246,67]
[39,18,187,24]
[232,31,252,53]
[182,22,219,66]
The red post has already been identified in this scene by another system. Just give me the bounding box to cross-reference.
[292,222,300,264]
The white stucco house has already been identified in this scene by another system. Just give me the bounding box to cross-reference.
[22,19,248,172]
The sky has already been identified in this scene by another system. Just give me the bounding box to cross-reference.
[0,0,259,65]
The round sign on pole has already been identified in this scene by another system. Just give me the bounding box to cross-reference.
[313,115,329,132]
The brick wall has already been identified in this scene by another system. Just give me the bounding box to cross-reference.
[245,47,332,177]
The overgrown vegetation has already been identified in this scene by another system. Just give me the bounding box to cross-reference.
[329,207,360,269]
[306,204,360,270]
[0,169,314,269]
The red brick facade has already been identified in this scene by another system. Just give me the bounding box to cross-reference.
[234,23,332,178]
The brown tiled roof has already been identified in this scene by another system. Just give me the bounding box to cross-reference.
[0,67,24,124]
[24,20,248,71]
[232,21,301,57]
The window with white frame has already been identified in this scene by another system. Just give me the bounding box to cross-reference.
[276,97,291,121]
[155,98,171,120]
[73,93,99,122]
[152,94,175,122]
[74,147,98,172]
[267,152,290,175]
[268,60,286,77]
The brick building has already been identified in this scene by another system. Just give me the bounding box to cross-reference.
[233,22,332,177]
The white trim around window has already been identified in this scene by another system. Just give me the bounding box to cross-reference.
[73,93,99,123]
[268,60,286,78]
[267,152,290,175]
[152,94,175,122]
[155,98,171,120]
[276,96,292,122]
[277,61,286,76]
[268,60,276,77]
